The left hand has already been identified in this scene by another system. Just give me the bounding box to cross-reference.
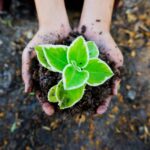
[79,31,124,114]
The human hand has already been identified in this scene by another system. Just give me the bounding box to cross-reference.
[96,33,123,114]
[79,30,123,114]
[22,28,71,116]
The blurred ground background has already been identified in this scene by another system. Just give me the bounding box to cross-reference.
[0,0,150,150]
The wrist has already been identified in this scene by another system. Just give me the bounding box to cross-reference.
[35,0,71,35]
[78,25,110,44]
[79,21,110,33]
[37,25,71,42]
[39,23,71,35]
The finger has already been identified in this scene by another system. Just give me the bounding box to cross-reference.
[36,90,54,116]
[96,96,112,114]
[42,102,55,116]
[22,46,36,93]
[113,79,121,95]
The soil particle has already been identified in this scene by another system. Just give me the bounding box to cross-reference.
[81,25,86,34]
[32,32,122,115]
[127,90,136,100]
[0,68,13,89]
[96,19,101,22]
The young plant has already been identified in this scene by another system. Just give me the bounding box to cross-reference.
[35,36,114,109]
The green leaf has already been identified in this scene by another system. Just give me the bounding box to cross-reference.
[67,36,89,68]
[84,58,114,86]
[56,80,85,109]
[43,45,68,72]
[48,85,58,103]
[87,41,99,58]
[63,64,89,90]
[35,45,52,70]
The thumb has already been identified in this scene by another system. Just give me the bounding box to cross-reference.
[22,46,36,93]
[36,90,55,116]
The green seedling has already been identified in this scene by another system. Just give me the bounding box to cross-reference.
[35,36,114,109]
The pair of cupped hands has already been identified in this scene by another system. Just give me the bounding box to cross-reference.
[22,24,123,116]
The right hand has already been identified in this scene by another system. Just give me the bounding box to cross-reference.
[22,28,70,116]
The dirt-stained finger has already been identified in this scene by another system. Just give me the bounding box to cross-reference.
[36,90,55,116]
[22,46,36,93]
[112,79,121,95]
[96,96,112,114]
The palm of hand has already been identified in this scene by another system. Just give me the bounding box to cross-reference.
[22,30,70,116]
[82,32,123,114]
[22,29,123,115]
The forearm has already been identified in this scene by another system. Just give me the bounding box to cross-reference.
[35,0,70,31]
[79,0,114,32]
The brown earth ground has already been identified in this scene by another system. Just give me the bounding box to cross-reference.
[0,0,150,150]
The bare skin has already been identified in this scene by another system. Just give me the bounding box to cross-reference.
[78,0,123,114]
[22,0,71,116]
[22,0,123,115]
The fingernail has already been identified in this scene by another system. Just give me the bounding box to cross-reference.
[42,102,54,116]
[97,106,107,114]
[96,96,112,114]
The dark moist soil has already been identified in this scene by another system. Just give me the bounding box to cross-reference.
[32,32,122,115]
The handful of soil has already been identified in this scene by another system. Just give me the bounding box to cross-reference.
[32,32,121,115]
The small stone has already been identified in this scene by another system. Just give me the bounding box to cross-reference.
[0,70,12,89]
[4,63,8,67]
[131,51,136,57]
[117,93,124,103]
[136,72,142,76]
[138,126,144,134]
[0,89,5,95]
[0,112,4,118]
[112,106,119,114]
[50,120,60,129]
[126,12,137,22]
[25,30,33,39]
[109,114,115,119]
[0,40,3,45]
[126,84,131,90]
[42,126,51,131]
[127,90,136,100]
[139,109,147,120]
